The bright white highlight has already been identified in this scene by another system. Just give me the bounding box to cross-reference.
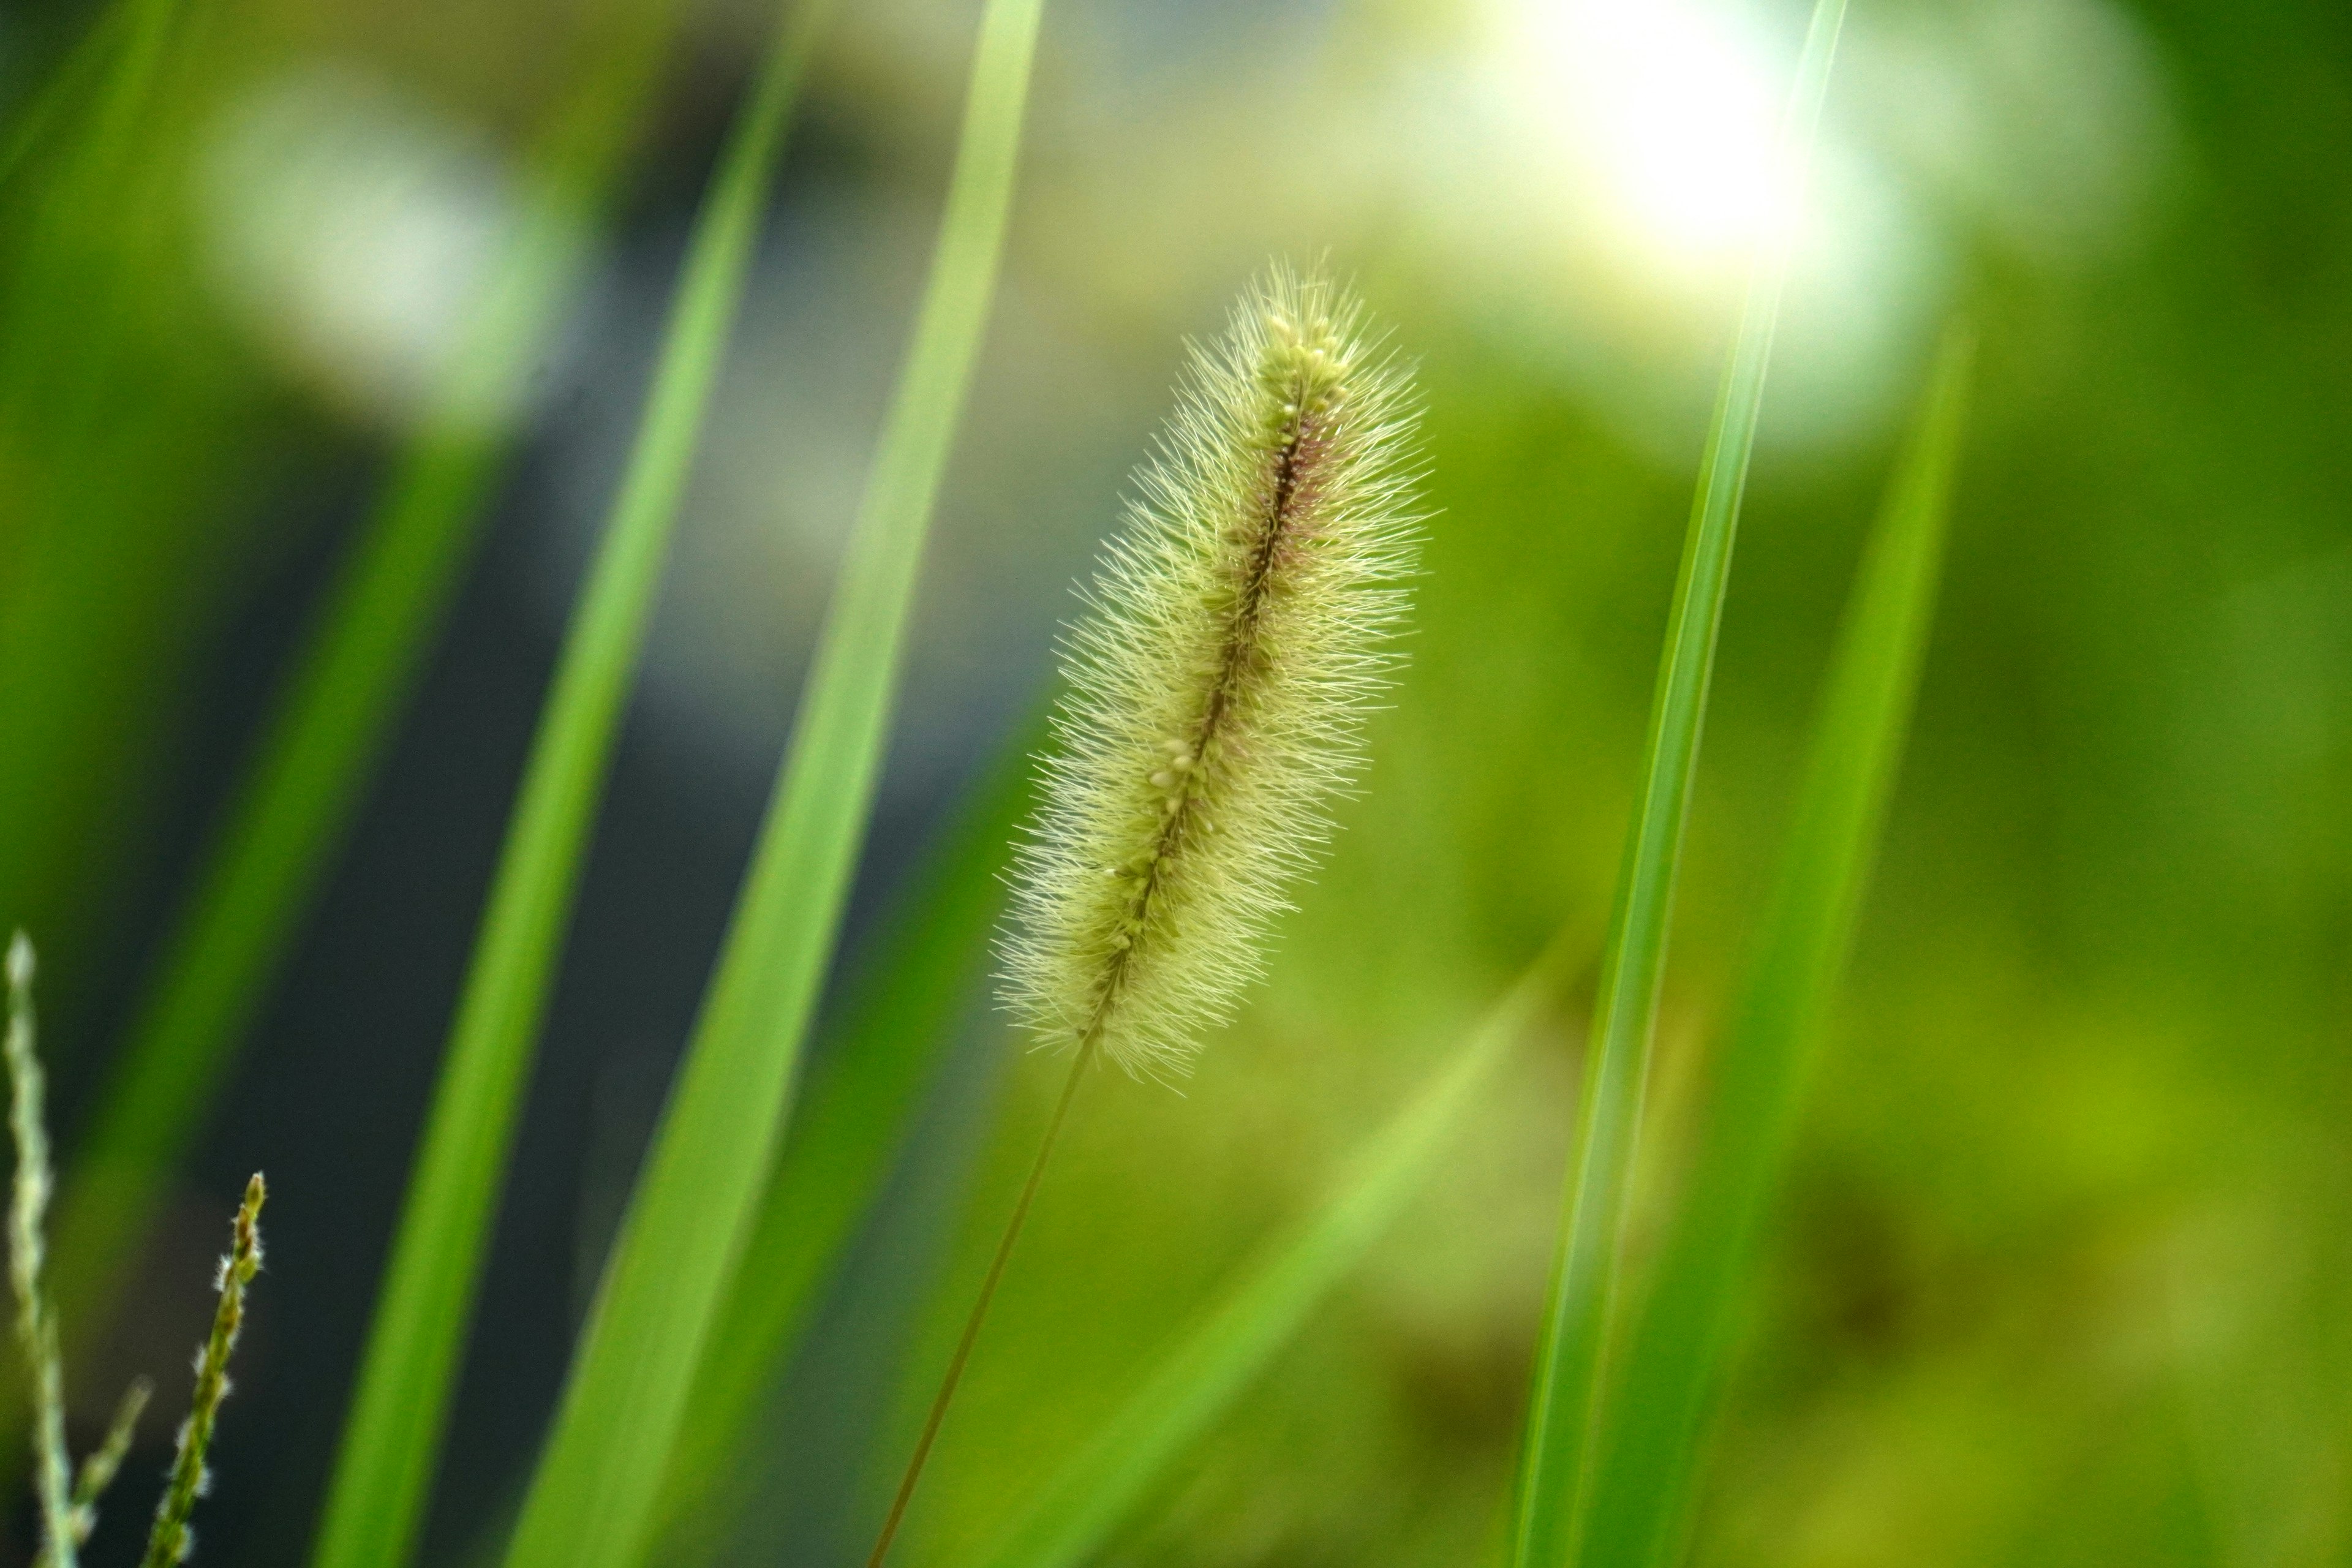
[1498,0,1795,276]
[198,64,521,430]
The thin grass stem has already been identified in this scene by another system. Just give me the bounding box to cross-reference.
[1506,3,1850,1562]
[968,932,1577,1568]
[1576,326,1972,1568]
[139,1174,263,1568]
[69,1377,152,1547]
[650,714,1046,1562]
[868,1038,1098,1568]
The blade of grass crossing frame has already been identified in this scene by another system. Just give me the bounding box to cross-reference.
[0,0,208,1480]
[1506,3,1850,1563]
[497,6,1046,1568]
[306,9,834,1568]
[1578,328,1972,1568]
[649,717,1044,1562]
[50,0,684,1348]
[971,941,1574,1568]
[0,0,135,190]
[0,0,176,252]
[54,0,175,189]
[0,0,183,409]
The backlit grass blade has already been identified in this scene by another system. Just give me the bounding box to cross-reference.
[0,1,134,190]
[55,0,175,185]
[496,6,1046,1568]
[967,940,1573,1568]
[1578,327,1973,1568]
[306,8,832,1568]
[649,721,1043,1564]
[0,0,179,251]
[1506,2,1850,1562]
[0,0,181,404]
[49,0,683,1351]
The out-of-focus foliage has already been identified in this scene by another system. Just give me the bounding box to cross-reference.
[0,0,2346,1564]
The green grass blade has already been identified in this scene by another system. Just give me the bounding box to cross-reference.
[649,720,1042,1562]
[1578,326,1973,1568]
[496,6,1046,1568]
[64,0,176,181]
[1506,3,1850,1562]
[0,1,134,191]
[968,940,1573,1568]
[305,9,831,1568]
[2,0,181,389]
[7,0,180,243]
[48,0,683,1349]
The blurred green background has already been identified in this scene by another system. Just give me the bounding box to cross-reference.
[1,0,2348,1563]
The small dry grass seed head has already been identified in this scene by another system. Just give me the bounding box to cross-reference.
[1002,266,1423,1079]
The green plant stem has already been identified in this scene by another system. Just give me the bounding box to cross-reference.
[970,935,1574,1568]
[304,10,826,1568]
[69,1376,152,1547]
[50,0,684,1359]
[1577,327,1972,1568]
[651,717,1044,1561]
[1507,4,1849,1562]
[869,1038,1096,1568]
[494,6,1044,1568]
[140,1174,263,1568]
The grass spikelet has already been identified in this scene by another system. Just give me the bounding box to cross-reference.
[9,938,156,1568]
[70,1377,154,1547]
[142,1172,265,1568]
[8,932,78,1568]
[1002,264,1422,1079]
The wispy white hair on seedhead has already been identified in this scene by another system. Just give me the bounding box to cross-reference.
[1000,265,1424,1079]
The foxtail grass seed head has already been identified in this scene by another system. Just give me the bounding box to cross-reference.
[143,1173,265,1568]
[1001,266,1423,1079]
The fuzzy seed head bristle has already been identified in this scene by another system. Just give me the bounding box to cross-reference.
[1000,265,1424,1079]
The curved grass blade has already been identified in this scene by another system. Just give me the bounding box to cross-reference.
[0,0,207,993]
[0,0,183,412]
[1577,327,1973,1568]
[649,717,1044,1563]
[0,0,135,192]
[49,0,685,1354]
[967,937,1575,1568]
[304,9,832,1568]
[1,0,177,239]
[1506,3,1850,1562]
[496,6,1047,1568]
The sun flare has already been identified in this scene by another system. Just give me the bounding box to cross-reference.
[1500,0,1798,277]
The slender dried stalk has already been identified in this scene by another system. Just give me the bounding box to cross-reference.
[70,1377,153,1547]
[141,1174,265,1568]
